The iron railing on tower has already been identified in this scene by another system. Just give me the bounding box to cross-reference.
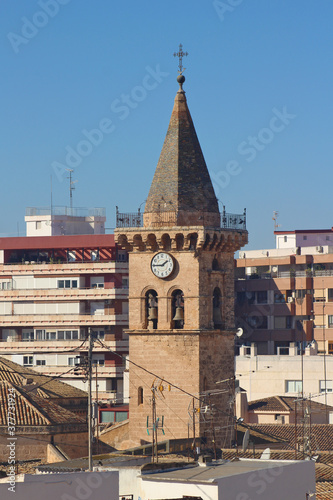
[115,206,246,230]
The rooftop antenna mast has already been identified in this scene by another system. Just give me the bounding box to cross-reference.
[66,169,78,213]
[272,211,281,232]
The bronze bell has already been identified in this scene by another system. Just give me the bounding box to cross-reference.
[148,307,158,320]
[173,307,184,322]
[213,306,223,325]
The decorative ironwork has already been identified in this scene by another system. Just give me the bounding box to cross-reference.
[173,43,188,75]
[115,207,247,230]
[116,207,143,228]
[221,207,246,230]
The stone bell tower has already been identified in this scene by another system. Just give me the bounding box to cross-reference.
[115,55,248,450]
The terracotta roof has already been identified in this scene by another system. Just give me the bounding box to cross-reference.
[248,396,333,413]
[0,357,87,400]
[0,380,86,427]
[144,79,219,226]
[249,423,333,452]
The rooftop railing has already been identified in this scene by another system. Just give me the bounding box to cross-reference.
[26,207,106,217]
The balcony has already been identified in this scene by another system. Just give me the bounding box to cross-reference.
[0,287,129,301]
[0,313,128,328]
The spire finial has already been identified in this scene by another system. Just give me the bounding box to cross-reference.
[173,44,188,90]
[173,43,188,75]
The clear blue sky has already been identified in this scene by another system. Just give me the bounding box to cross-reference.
[1,1,332,249]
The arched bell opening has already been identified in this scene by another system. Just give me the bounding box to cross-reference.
[213,287,223,329]
[146,289,158,330]
[171,289,184,329]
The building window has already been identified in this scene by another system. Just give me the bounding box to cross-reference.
[285,380,302,393]
[23,356,33,366]
[36,360,46,366]
[58,279,78,289]
[92,359,105,366]
[284,236,287,242]
[329,343,333,354]
[274,292,286,303]
[22,331,34,341]
[36,221,41,230]
[320,380,333,393]
[138,386,144,405]
[257,291,268,304]
[275,316,292,329]
[247,315,268,329]
[303,236,307,241]
[326,236,330,241]
[329,316,333,328]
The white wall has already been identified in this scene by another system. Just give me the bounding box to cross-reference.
[139,461,314,500]
[236,354,333,405]
[276,234,296,249]
[0,471,118,500]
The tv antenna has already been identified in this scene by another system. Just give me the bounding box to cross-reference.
[272,210,281,232]
[66,169,78,211]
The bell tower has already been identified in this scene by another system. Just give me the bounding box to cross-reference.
[115,55,248,450]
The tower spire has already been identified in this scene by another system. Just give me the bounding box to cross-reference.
[143,50,220,228]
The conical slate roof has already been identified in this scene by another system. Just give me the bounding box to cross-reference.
[144,78,220,228]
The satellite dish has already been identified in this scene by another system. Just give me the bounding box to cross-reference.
[260,448,271,460]
[236,328,243,338]
[242,429,250,452]
[272,266,278,273]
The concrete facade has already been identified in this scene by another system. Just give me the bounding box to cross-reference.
[0,234,129,403]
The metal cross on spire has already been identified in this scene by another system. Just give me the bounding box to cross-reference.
[173,44,188,75]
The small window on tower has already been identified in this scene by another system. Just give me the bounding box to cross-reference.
[138,387,144,405]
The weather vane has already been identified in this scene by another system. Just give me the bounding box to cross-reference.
[173,44,188,75]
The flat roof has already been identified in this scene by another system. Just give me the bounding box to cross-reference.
[274,229,333,235]
[141,459,299,483]
[0,234,115,250]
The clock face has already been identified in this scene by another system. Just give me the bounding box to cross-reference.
[151,252,174,279]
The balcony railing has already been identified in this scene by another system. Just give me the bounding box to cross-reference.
[115,206,247,230]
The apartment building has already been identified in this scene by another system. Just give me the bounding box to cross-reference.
[0,208,129,403]
[235,228,333,355]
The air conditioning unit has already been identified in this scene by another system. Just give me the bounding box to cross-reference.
[316,246,323,253]
[288,297,294,303]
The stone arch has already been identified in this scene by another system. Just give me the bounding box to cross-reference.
[187,233,198,250]
[161,233,171,251]
[145,289,158,330]
[133,234,144,251]
[203,233,210,250]
[212,255,219,271]
[175,233,184,251]
[146,233,158,252]
[170,288,184,329]
[209,233,218,251]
